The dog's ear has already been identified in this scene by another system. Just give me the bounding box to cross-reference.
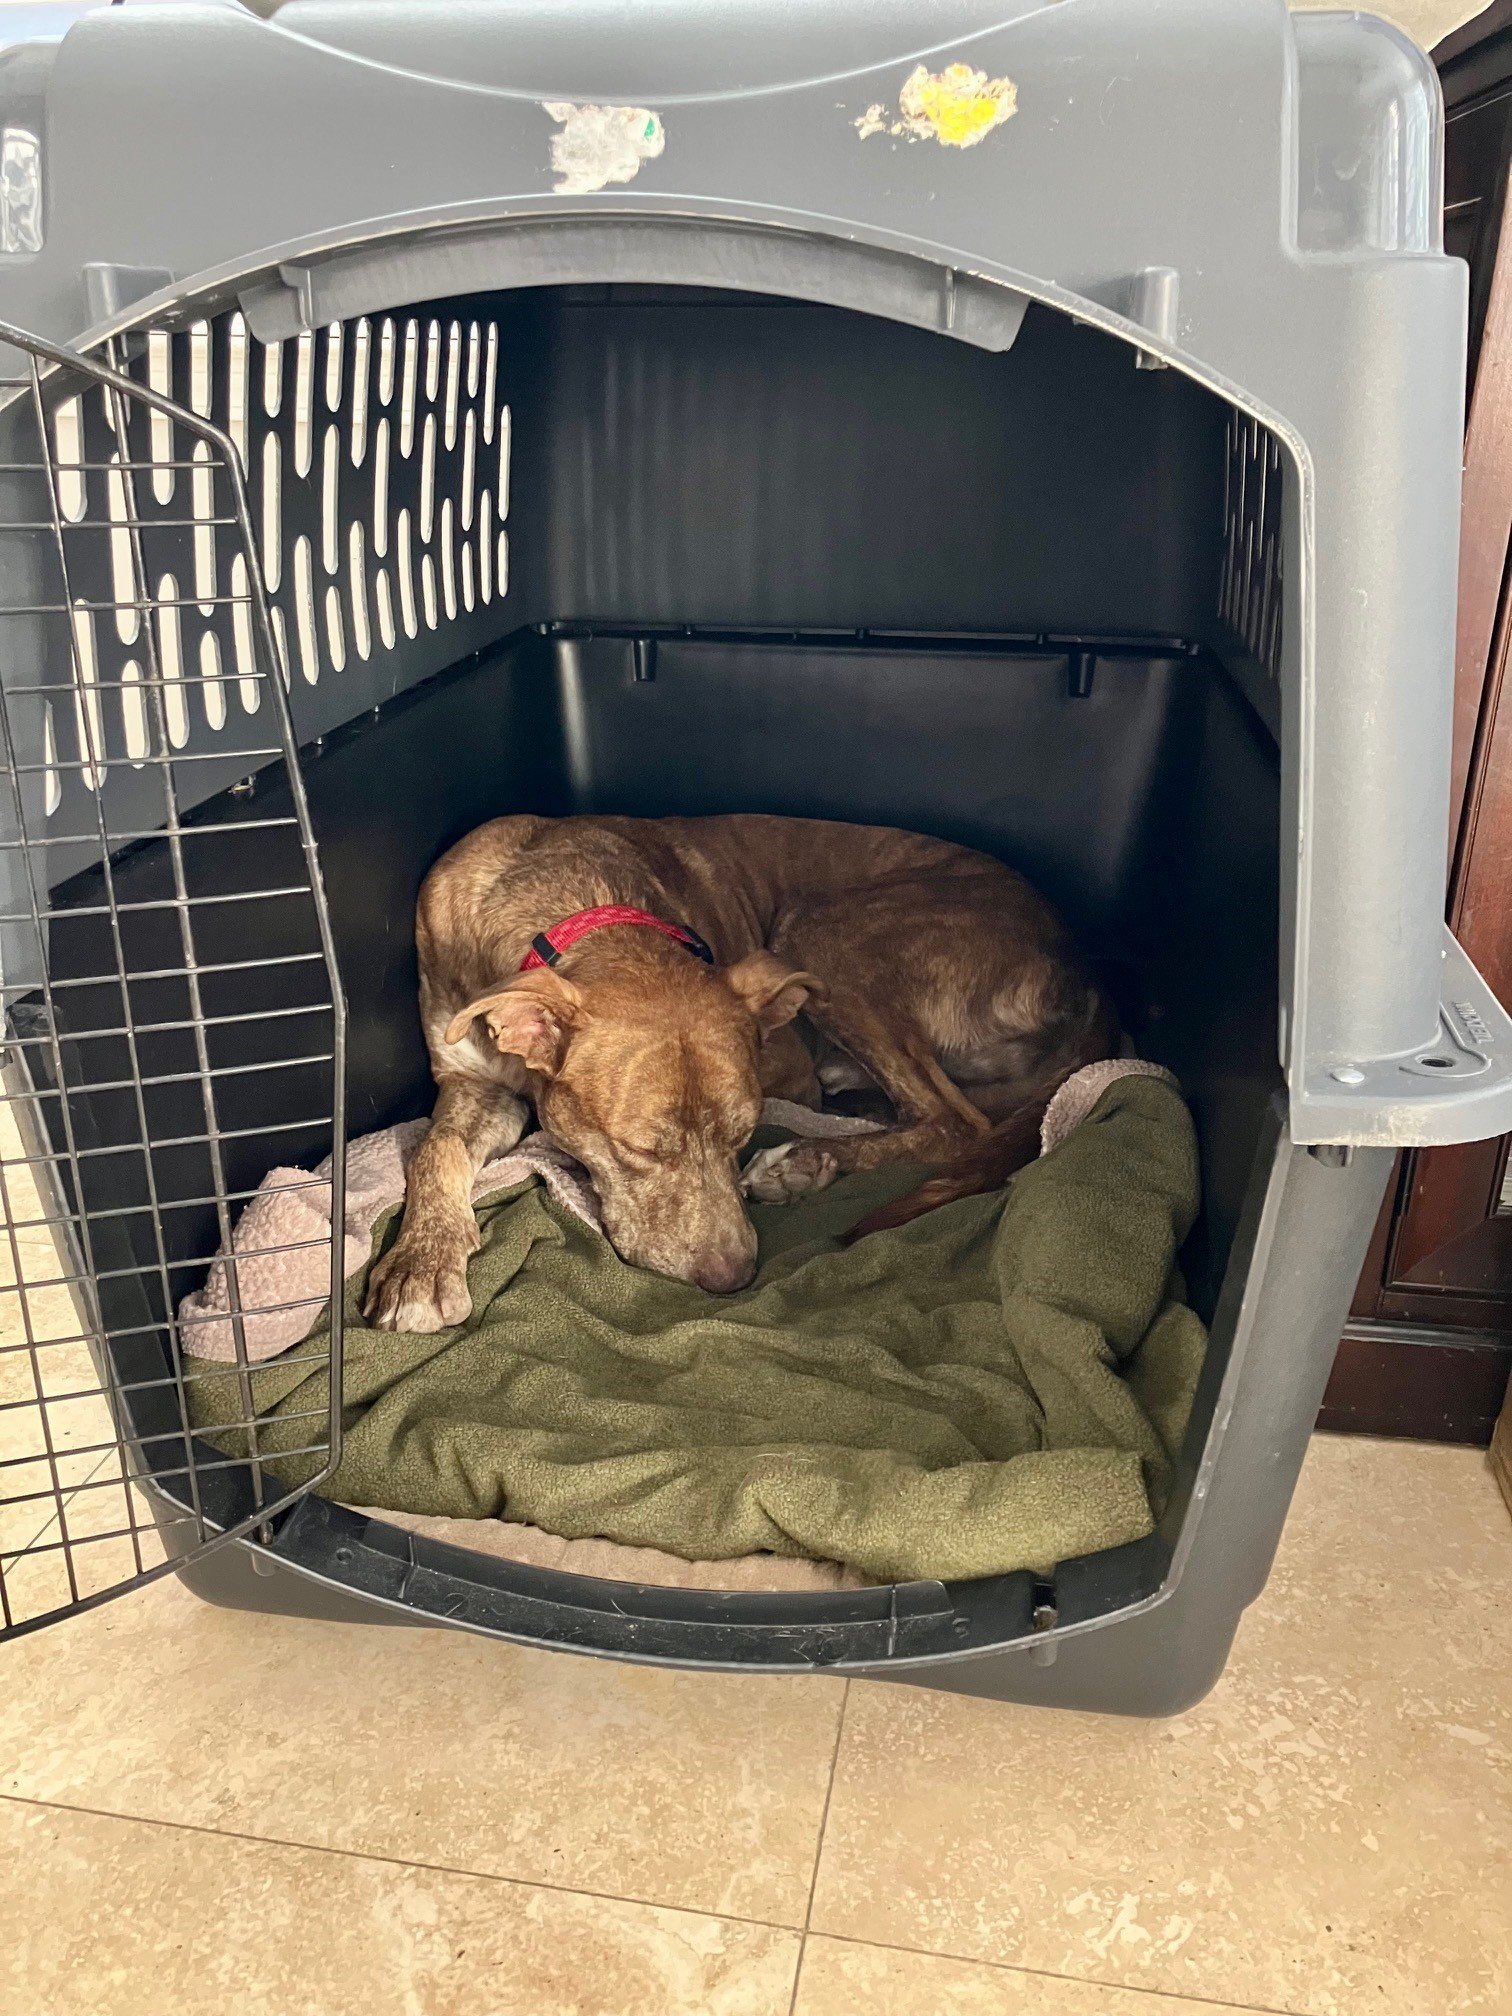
[722,952,824,1036]
[442,971,581,1076]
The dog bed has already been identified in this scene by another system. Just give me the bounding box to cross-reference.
[184,1065,1206,1586]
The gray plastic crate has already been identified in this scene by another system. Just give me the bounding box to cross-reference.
[0,0,1500,1712]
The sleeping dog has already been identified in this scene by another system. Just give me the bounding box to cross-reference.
[364,814,1114,1331]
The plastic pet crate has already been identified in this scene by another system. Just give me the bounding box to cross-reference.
[0,0,1506,1714]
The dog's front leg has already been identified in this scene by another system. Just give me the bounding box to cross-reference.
[363,1077,528,1333]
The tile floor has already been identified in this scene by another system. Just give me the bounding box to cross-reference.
[0,1429,1506,2016]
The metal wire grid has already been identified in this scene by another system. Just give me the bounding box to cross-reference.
[0,318,346,1640]
[1218,409,1284,681]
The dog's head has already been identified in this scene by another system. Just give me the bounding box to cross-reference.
[444,950,820,1292]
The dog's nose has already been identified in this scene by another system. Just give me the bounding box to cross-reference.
[691,1248,756,1295]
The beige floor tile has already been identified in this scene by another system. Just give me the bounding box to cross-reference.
[0,1554,846,1924]
[0,1087,212,1627]
[0,1291,120,1575]
[812,1435,1512,2016]
[2,1469,164,1629]
[0,1278,128,1600]
[794,1937,1242,2014]
[0,1089,121,1574]
[0,1796,800,2016]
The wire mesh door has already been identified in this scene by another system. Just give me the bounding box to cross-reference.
[0,317,346,1641]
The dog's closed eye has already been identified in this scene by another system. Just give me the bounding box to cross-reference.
[613,1136,671,1167]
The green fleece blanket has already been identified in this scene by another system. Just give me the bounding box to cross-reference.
[189,1077,1206,1583]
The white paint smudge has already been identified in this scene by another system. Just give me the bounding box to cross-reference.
[543,101,665,195]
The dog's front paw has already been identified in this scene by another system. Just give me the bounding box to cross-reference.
[741,1140,840,1203]
[363,1222,478,1333]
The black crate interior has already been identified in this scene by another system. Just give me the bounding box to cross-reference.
[32,287,1281,1643]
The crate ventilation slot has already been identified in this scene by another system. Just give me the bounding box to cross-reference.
[23,305,511,854]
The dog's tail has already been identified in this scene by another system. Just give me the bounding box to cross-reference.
[846,986,1119,1240]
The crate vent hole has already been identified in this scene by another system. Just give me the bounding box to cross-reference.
[397,507,418,639]
[324,582,347,671]
[262,336,283,419]
[349,520,372,662]
[444,319,462,450]
[228,313,249,462]
[191,442,217,616]
[461,408,476,530]
[321,425,340,575]
[350,317,371,467]
[440,497,457,623]
[375,566,396,651]
[377,316,396,407]
[188,320,211,418]
[106,455,140,645]
[146,331,174,503]
[483,326,498,443]
[420,413,437,543]
[400,318,419,457]
[323,320,344,414]
[293,331,315,478]
[198,628,226,730]
[498,405,512,520]
[261,432,282,592]
[53,398,84,521]
[155,570,189,746]
[271,604,291,688]
[120,657,148,763]
[69,602,103,789]
[229,553,259,711]
[42,702,60,814]
[292,533,319,685]
[372,417,390,559]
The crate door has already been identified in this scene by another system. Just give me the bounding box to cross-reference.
[0,320,346,1640]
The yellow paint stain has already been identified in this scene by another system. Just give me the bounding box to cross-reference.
[857,62,1017,149]
[901,63,1017,146]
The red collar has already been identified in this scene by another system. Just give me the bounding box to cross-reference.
[519,904,715,972]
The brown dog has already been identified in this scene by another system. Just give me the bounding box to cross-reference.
[363,814,1113,1331]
